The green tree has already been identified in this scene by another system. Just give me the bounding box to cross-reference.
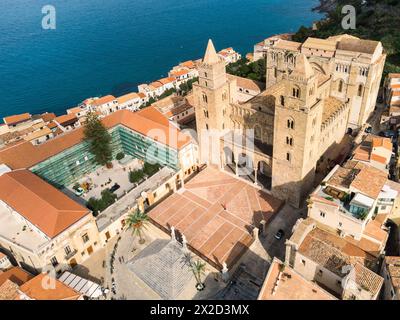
[116,152,125,160]
[143,162,160,176]
[87,188,117,215]
[129,169,144,183]
[125,209,150,244]
[83,112,113,166]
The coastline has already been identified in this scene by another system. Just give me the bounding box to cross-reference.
[312,0,336,13]
[0,0,322,119]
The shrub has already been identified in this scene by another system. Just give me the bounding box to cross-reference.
[129,169,144,183]
[87,188,117,215]
[116,152,125,160]
[143,162,160,176]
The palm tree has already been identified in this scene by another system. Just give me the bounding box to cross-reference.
[125,209,149,244]
[191,260,206,291]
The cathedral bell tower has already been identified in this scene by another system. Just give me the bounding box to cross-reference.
[271,54,323,207]
[193,39,231,164]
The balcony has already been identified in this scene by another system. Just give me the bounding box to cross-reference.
[64,249,77,260]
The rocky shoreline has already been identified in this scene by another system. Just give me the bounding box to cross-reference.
[312,0,337,13]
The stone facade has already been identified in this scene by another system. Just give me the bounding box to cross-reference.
[193,36,385,208]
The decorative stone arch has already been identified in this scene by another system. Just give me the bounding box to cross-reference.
[223,146,235,166]
[285,134,294,146]
[201,92,208,103]
[287,117,295,129]
[234,152,254,179]
[310,62,326,75]
[337,78,345,93]
[256,160,272,190]
[292,85,301,98]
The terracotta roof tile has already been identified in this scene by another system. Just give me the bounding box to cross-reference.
[180,60,195,69]
[385,256,400,289]
[158,77,176,85]
[226,74,265,92]
[54,114,78,126]
[170,69,190,77]
[0,279,19,300]
[372,137,392,150]
[298,227,383,295]
[117,92,139,104]
[18,274,80,300]
[92,95,116,106]
[0,108,191,169]
[3,113,32,126]
[0,267,33,286]
[0,170,90,238]
[258,258,336,300]
[39,113,56,123]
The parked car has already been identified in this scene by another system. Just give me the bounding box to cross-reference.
[274,229,284,240]
[365,126,372,133]
[109,183,120,193]
[74,187,84,196]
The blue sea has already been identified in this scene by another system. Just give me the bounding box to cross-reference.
[0,0,322,118]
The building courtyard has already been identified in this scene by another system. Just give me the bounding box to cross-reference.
[148,166,283,270]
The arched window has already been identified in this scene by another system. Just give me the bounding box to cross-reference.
[292,87,300,98]
[280,95,285,106]
[202,93,208,103]
[287,119,294,129]
[286,152,291,162]
[338,80,344,93]
[357,84,363,97]
[286,136,293,146]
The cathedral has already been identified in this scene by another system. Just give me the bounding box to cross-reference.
[193,35,386,207]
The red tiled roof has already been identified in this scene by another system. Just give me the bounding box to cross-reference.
[0,108,191,169]
[170,69,189,77]
[93,95,116,106]
[158,77,176,85]
[180,60,195,69]
[54,114,78,126]
[40,113,56,123]
[18,274,80,300]
[149,81,163,89]
[258,258,335,300]
[0,267,33,286]
[371,153,388,165]
[372,137,392,150]
[0,170,90,238]
[3,113,31,126]
[117,92,139,104]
